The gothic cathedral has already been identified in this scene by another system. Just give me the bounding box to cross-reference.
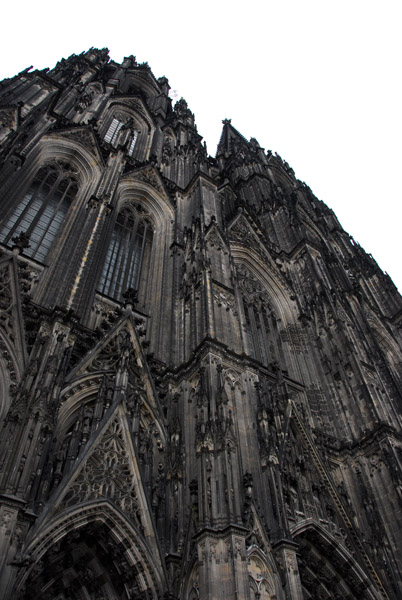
[0,49,401,600]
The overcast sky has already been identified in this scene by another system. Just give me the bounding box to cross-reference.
[2,1,401,291]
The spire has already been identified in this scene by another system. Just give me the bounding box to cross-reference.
[216,118,249,157]
[173,97,195,127]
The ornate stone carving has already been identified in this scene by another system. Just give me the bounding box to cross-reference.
[0,263,15,341]
[0,48,400,600]
[52,128,99,162]
[280,324,306,353]
[61,413,144,531]
[162,136,173,165]
[0,106,18,130]
[134,166,164,194]
[229,217,267,262]
[212,283,237,314]
[206,228,226,252]
[236,263,272,312]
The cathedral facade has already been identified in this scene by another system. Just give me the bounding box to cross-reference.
[0,48,401,599]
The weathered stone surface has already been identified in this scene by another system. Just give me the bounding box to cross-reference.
[0,49,401,600]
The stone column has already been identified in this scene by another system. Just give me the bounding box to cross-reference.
[274,539,303,600]
[196,526,251,600]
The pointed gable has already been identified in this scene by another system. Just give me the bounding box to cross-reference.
[64,310,162,420]
[228,212,278,268]
[53,403,153,533]
[46,125,105,165]
[123,163,168,198]
[34,310,166,556]
[205,221,228,253]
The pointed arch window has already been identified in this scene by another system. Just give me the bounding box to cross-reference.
[104,117,124,144]
[243,300,270,364]
[98,206,153,301]
[104,116,139,157]
[0,163,78,262]
[127,129,138,157]
[237,264,276,365]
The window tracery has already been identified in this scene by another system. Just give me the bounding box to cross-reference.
[248,554,275,600]
[104,116,124,144]
[98,205,153,302]
[236,264,277,365]
[0,161,78,262]
[103,115,139,157]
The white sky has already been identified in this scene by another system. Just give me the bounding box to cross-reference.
[2,1,401,291]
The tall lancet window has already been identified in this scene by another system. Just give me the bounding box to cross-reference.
[0,163,78,262]
[237,264,275,365]
[104,117,124,144]
[127,130,138,157]
[98,206,153,301]
[243,300,270,364]
[104,116,139,157]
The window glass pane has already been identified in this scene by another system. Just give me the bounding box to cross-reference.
[127,131,138,156]
[244,304,256,359]
[0,167,76,262]
[257,321,268,364]
[104,118,124,144]
[99,208,153,301]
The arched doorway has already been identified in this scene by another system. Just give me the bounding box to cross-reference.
[293,522,384,600]
[19,521,146,599]
[15,503,165,600]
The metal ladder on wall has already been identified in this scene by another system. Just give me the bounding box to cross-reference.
[290,399,389,600]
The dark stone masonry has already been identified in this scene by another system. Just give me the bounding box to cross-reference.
[0,48,401,599]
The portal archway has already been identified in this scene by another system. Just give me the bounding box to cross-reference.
[16,502,166,600]
[292,521,383,600]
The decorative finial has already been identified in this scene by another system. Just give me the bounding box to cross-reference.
[122,287,138,308]
[11,231,30,253]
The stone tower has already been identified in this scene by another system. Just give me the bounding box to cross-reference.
[0,48,401,600]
